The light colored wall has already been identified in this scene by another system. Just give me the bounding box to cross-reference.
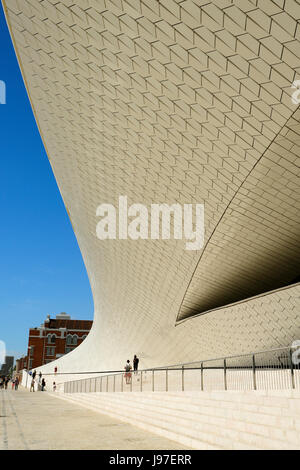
[4,0,300,380]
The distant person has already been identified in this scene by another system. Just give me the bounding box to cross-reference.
[12,379,15,390]
[30,378,35,392]
[14,377,19,391]
[41,378,46,391]
[5,377,9,389]
[38,372,42,382]
[124,360,132,384]
[53,382,56,392]
[133,355,139,374]
[32,370,36,380]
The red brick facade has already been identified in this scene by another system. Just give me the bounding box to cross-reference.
[24,313,92,370]
[16,356,28,372]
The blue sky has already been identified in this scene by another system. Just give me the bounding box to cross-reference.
[0,4,93,360]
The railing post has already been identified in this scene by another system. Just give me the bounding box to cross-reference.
[224,359,227,391]
[166,368,168,392]
[252,354,257,390]
[152,369,154,392]
[182,366,184,392]
[290,348,295,389]
[121,373,123,392]
[89,378,92,393]
[140,371,143,392]
[113,375,116,392]
[106,375,109,392]
[130,372,133,392]
[201,362,204,391]
[100,376,103,393]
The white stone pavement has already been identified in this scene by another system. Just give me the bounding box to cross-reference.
[0,388,190,450]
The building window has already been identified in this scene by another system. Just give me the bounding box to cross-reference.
[46,347,55,356]
[65,347,72,354]
[72,335,78,346]
[82,335,87,341]
[48,334,56,344]
[66,334,72,345]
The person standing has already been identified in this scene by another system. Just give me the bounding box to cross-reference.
[133,355,139,374]
[41,378,46,391]
[30,378,35,392]
[124,360,132,384]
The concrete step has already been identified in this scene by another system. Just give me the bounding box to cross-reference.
[53,392,221,450]
[71,393,300,449]
[70,391,300,424]
[53,391,300,449]
[74,397,279,450]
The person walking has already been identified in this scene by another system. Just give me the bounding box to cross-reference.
[133,355,139,374]
[14,377,19,391]
[124,360,132,384]
[32,370,36,380]
[41,378,46,391]
[30,378,35,392]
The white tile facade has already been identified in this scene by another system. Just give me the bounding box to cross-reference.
[3,0,300,372]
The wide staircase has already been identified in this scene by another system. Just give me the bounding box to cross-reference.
[53,389,300,450]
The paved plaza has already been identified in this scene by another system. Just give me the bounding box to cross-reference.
[0,388,189,450]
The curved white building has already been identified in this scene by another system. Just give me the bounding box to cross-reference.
[3,0,300,375]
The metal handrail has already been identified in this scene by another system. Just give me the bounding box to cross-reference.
[59,345,300,394]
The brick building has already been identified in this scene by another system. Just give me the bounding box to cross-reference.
[16,356,28,373]
[25,313,92,370]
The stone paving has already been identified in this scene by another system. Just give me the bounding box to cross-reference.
[0,388,189,450]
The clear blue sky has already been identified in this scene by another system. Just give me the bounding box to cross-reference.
[0,4,93,360]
